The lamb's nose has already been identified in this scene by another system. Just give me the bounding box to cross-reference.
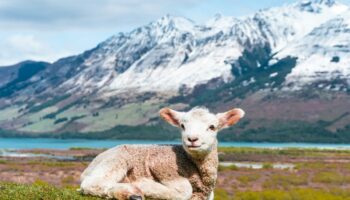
[188,137,199,143]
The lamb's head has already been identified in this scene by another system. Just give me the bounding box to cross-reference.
[160,107,245,157]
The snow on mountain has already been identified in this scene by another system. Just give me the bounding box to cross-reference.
[277,8,350,90]
[4,0,349,100]
[251,0,348,51]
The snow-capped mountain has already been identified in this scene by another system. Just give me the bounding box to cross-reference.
[13,0,347,99]
[1,0,350,136]
[278,9,350,91]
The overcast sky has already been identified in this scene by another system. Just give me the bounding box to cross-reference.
[1,0,349,66]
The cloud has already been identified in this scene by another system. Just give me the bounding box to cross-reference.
[0,0,203,65]
[0,34,71,66]
[6,35,45,54]
[0,0,201,31]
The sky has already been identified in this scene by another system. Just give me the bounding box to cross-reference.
[0,0,349,66]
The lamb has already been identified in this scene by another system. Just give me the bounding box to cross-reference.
[80,106,245,200]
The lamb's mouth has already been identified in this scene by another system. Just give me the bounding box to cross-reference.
[187,145,201,149]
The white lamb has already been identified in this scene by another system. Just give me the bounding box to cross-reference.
[80,107,245,200]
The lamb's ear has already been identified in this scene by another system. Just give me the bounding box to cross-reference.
[217,108,245,129]
[159,107,183,127]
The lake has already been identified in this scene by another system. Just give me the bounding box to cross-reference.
[1,138,350,150]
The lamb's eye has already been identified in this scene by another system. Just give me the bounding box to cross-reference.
[209,125,216,131]
[180,124,185,130]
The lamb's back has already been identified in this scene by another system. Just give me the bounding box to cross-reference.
[82,144,198,182]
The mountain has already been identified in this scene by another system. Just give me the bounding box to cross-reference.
[1,0,350,142]
[277,9,350,90]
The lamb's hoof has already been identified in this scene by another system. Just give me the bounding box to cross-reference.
[129,195,143,200]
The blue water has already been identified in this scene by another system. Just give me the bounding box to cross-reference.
[1,138,350,150]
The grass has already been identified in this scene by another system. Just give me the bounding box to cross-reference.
[312,171,350,185]
[263,173,309,189]
[79,102,161,132]
[26,161,85,168]
[262,163,273,169]
[218,147,350,157]
[0,106,22,122]
[12,100,163,134]
[237,174,261,185]
[214,188,231,200]
[61,176,75,186]
[27,95,70,113]
[19,118,64,133]
[0,182,101,200]
[215,147,350,199]
[69,147,101,150]
[232,189,350,200]
[218,164,239,171]
[2,182,350,200]
[1,160,88,172]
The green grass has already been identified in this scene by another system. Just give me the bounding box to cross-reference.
[312,171,350,185]
[26,161,83,168]
[213,188,350,200]
[69,147,101,150]
[218,164,239,171]
[262,163,273,169]
[237,174,261,185]
[232,189,350,200]
[25,106,59,122]
[0,106,22,122]
[27,95,70,113]
[0,182,101,200]
[214,188,231,200]
[79,102,161,132]
[2,181,350,200]
[19,118,64,133]
[218,147,350,157]
[263,173,309,189]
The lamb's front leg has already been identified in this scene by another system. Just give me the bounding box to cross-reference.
[208,191,214,200]
[132,178,192,200]
[81,167,144,200]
